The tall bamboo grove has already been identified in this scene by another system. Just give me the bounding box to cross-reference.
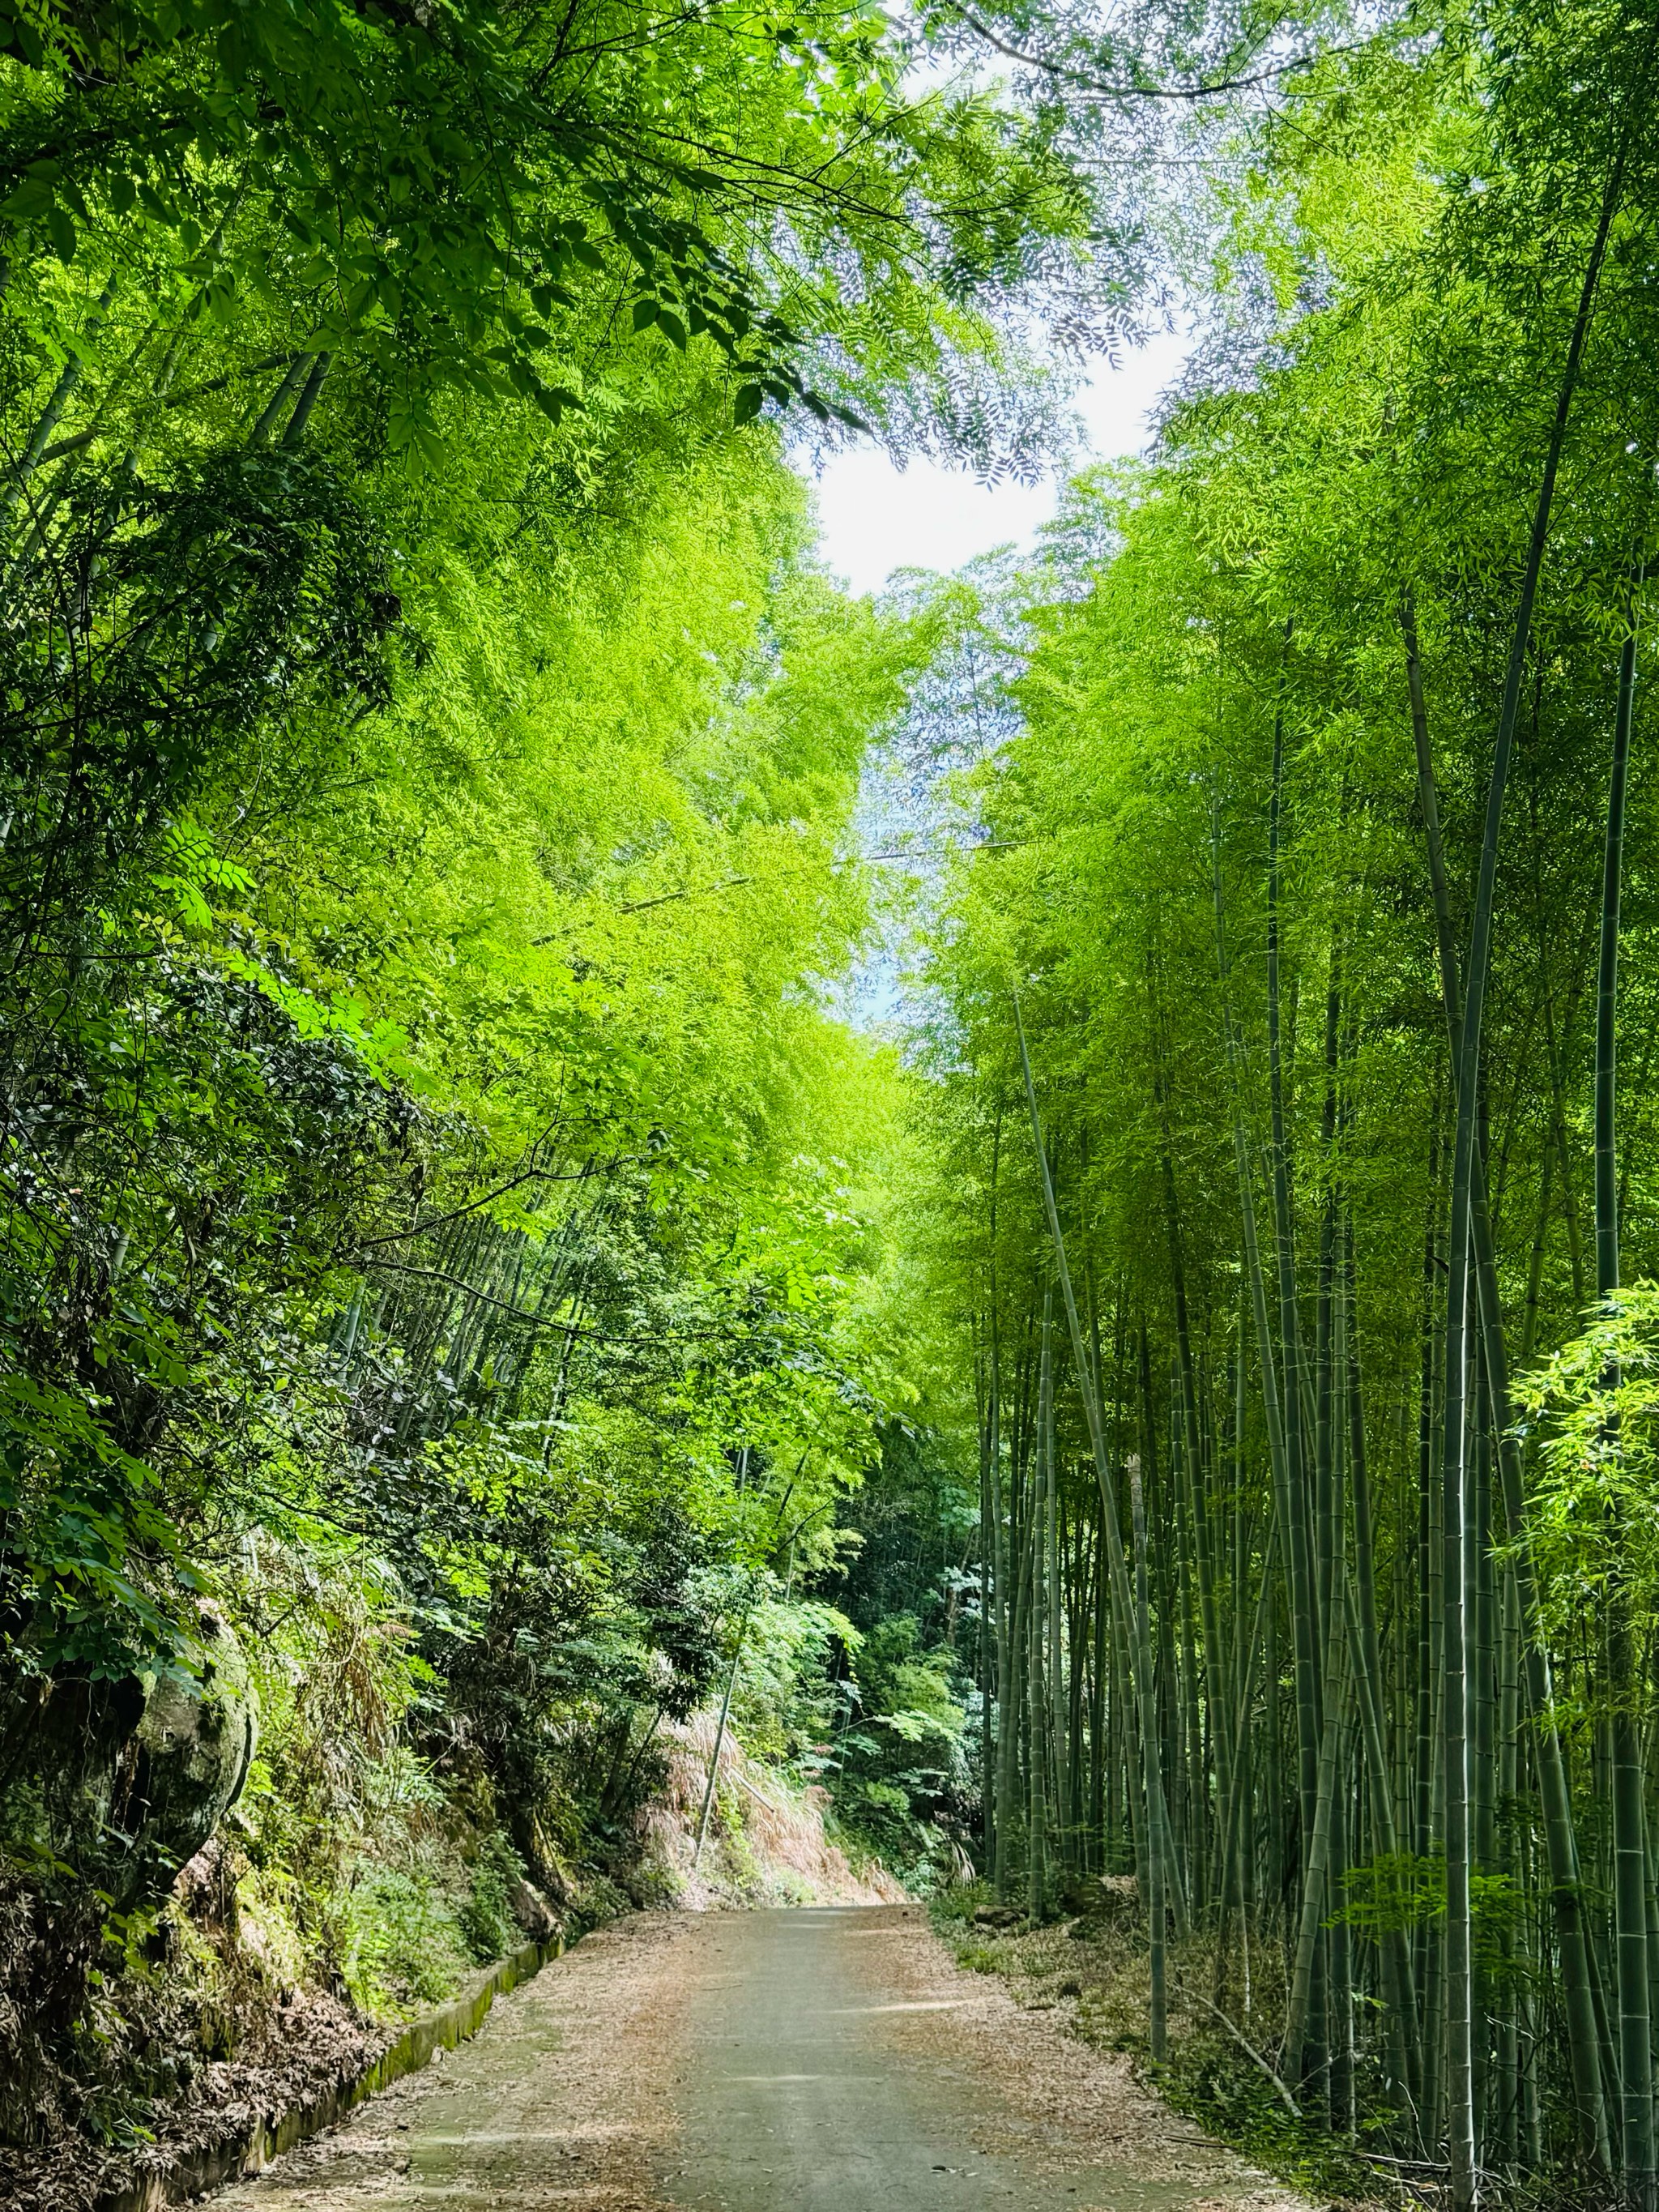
[923,7,1659,2202]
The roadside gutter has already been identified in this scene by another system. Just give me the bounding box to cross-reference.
[98,1932,569,2212]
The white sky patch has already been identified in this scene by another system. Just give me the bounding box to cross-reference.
[809,323,1194,1035]
[804,325,1190,596]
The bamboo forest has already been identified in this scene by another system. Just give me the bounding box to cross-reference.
[11,2,1659,2210]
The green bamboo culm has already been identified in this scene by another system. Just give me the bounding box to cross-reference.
[1129,1454,1167,2063]
[1014,996,1184,1965]
[1404,591,1611,2166]
[1599,561,1653,2212]
[1265,688,1324,1890]
[1029,1283,1056,1923]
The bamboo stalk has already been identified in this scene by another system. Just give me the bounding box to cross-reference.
[1014,997,1186,1945]
[1600,563,1653,2212]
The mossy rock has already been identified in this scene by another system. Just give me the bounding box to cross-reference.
[1,1604,258,1907]
[129,1607,259,1899]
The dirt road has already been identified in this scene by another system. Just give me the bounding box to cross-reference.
[220,1907,1303,2212]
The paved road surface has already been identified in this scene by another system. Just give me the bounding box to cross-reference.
[221,1907,1300,2212]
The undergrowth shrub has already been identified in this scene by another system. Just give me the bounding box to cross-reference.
[343,1862,473,2015]
[459,1833,528,1965]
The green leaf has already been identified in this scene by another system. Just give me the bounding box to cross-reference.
[1,177,53,220]
[530,380,582,425]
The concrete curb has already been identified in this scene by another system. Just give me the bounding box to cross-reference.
[98,1932,567,2212]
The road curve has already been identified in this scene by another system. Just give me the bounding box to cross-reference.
[220,1906,1303,2212]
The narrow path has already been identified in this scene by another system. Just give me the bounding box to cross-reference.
[221,1907,1302,2212]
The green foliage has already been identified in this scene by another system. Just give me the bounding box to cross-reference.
[731,1597,859,1767]
[459,1833,529,1967]
[0,0,1101,482]
[1334,1851,1448,1937]
[1516,1283,1659,1634]
[0,0,1085,2144]
[343,1860,475,2016]
[1158,2037,1376,2206]
[827,1611,971,1887]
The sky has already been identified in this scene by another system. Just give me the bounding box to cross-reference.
[802,326,1190,596]
[815,327,1192,1031]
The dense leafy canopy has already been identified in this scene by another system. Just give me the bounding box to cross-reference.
[0,0,1075,2154]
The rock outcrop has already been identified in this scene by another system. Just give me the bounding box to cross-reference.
[1,1604,258,1905]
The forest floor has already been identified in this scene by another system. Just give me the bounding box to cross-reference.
[932,1897,1390,2209]
[216,1905,1307,2212]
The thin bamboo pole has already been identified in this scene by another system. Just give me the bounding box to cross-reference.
[1131,1455,1167,2061]
[1599,565,1653,2211]
[1014,998,1186,1949]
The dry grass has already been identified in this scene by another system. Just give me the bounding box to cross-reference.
[945,1895,1291,2056]
[641,1714,903,1908]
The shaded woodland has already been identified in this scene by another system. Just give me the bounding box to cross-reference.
[6,3,1659,2211]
